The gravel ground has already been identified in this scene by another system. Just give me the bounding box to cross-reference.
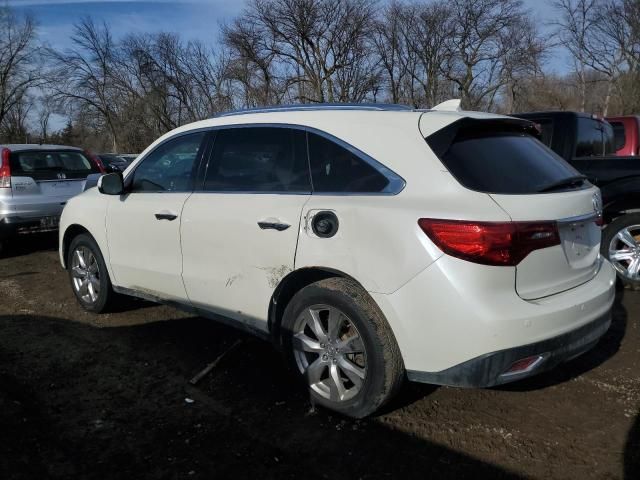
[0,233,638,479]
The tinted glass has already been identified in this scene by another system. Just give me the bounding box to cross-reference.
[610,122,626,151]
[10,150,100,181]
[204,127,310,192]
[533,118,553,147]
[307,132,389,193]
[437,132,582,194]
[575,118,605,157]
[602,122,616,154]
[131,132,204,192]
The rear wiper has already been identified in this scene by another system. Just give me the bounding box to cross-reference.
[537,175,587,193]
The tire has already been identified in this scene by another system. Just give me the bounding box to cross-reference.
[281,277,404,418]
[67,233,117,312]
[602,213,640,291]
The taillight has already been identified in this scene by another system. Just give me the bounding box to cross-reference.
[418,218,560,266]
[0,147,11,188]
[84,150,105,173]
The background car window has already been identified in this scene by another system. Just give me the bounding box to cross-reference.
[131,132,204,192]
[532,118,554,148]
[575,118,614,157]
[10,150,100,181]
[610,121,626,151]
[204,127,310,192]
[307,132,389,193]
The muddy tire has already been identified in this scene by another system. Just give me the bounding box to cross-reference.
[602,213,640,291]
[67,233,118,312]
[281,277,404,418]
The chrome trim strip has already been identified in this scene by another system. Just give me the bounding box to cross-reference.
[557,212,599,224]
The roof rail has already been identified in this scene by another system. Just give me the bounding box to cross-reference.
[214,103,414,118]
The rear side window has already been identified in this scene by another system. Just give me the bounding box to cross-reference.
[204,127,310,192]
[10,150,100,180]
[307,132,389,193]
[429,129,583,194]
[575,118,615,157]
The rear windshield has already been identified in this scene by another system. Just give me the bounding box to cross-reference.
[575,117,616,157]
[10,150,100,180]
[609,121,626,151]
[429,128,584,194]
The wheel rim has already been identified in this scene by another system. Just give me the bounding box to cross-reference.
[71,246,101,304]
[608,224,640,281]
[292,304,367,403]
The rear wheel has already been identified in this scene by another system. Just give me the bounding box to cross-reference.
[68,234,117,312]
[281,277,404,418]
[603,213,640,290]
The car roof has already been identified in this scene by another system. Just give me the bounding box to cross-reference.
[1,144,83,152]
[159,107,511,141]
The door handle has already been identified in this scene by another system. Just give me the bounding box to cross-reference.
[155,211,178,221]
[258,220,290,231]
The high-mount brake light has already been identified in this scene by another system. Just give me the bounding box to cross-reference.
[418,219,561,266]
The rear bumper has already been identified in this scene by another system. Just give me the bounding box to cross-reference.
[0,215,60,237]
[406,311,611,387]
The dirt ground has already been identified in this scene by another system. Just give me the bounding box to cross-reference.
[0,233,638,480]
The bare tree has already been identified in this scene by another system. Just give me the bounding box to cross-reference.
[47,18,123,151]
[0,6,41,135]
[225,0,379,104]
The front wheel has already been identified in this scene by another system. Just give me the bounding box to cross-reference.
[67,233,117,312]
[281,278,404,418]
[602,213,640,290]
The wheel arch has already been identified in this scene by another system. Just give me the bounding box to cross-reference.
[61,224,93,268]
[268,267,368,346]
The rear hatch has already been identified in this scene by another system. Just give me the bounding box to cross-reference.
[424,116,602,300]
[9,149,101,209]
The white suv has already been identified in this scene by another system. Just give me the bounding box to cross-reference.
[59,103,616,418]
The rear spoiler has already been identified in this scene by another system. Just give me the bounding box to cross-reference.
[426,117,540,158]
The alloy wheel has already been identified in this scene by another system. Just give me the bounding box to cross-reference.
[71,246,101,304]
[608,224,640,281]
[292,304,367,402]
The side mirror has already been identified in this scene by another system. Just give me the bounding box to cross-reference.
[98,172,124,195]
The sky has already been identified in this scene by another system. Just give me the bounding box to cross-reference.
[8,0,556,53]
[5,0,560,131]
[8,0,245,50]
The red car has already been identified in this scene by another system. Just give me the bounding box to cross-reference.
[606,115,640,156]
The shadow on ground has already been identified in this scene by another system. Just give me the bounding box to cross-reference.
[0,314,522,480]
[0,232,59,259]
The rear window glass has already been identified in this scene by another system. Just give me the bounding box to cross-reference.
[575,117,615,157]
[431,131,583,194]
[610,122,626,151]
[10,150,99,180]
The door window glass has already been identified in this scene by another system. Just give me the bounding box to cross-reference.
[307,132,389,193]
[131,132,205,192]
[575,118,605,157]
[204,127,310,192]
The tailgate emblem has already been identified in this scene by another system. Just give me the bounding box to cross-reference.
[57,172,66,179]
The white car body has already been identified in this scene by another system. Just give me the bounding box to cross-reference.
[59,105,616,392]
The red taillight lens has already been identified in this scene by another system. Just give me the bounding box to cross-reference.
[84,150,105,173]
[418,218,560,266]
[0,147,11,188]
